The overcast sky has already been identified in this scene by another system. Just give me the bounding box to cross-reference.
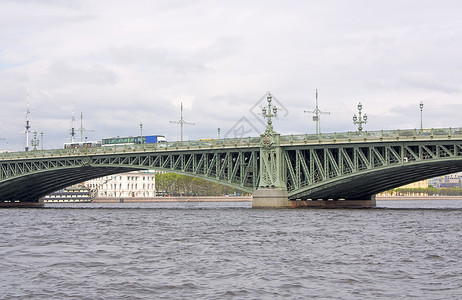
[1,0,461,151]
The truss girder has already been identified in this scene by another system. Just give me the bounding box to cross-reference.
[88,150,259,189]
[284,140,462,200]
[0,148,259,202]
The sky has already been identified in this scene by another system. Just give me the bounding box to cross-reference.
[0,0,461,151]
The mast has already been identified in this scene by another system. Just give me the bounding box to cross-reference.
[304,89,330,135]
[25,103,31,151]
[78,112,93,142]
[170,102,195,142]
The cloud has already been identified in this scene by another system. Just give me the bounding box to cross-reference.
[46,60,118,86]
[0,0,461,151]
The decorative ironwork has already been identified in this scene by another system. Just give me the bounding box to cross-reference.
[353,102,367,132]
[262,93,278,135]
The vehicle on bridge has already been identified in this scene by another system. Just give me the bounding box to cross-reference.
[101,135,167,147]
[199,138,216,146]
[64,141,101,149]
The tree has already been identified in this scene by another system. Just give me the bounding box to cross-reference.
[154,173,244,196]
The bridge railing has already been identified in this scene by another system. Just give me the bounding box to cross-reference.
[1,127,462,160]
[0,136,262,160]
[279,127,462,145]
[165,136,261,149]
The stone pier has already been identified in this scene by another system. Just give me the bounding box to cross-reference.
[252,188,290,208]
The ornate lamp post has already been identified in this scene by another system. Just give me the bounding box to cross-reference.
[31,131,39,151]
[419,101,424,132]
[262,93,278,134]
[140,122,143,144]
[353,102,367,132]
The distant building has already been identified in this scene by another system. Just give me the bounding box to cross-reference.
[380,173,462,197]
[429,174,461,189]
[378,179,428,196]
[400,180,428,189]
[85,171,157,198]
[427,177,441,188]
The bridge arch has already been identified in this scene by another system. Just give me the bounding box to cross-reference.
[0,147,259,202]
[284,140,462,200]
[289,158,462,200]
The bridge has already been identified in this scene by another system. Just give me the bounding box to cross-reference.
[1,125,462,208]
[1,96,462,208]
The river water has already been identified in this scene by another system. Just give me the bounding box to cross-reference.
[1,200,461,299]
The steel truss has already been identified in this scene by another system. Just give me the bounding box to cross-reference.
[90,149,259,190]
[284,141,462,200]
[0,148,259,202]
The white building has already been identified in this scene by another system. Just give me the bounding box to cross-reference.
[85,170,157,198]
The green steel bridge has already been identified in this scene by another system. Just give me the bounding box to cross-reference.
[1,127,462,208]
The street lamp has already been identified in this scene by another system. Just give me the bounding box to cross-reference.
[140,122,143,144]
[31,131,39,151]
[262,93,278,134]
[353,102,367,132]
[419,101,424,132]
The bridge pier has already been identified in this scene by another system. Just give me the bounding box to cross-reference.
[0,198,44,208]
[252,188,290,208]
[289,195,376,208]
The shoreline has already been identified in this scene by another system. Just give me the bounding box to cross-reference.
[376,195,462,200]
[92,195,462,203]
[93,196,253,203]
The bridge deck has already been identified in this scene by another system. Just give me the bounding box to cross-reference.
[1,127,460,160]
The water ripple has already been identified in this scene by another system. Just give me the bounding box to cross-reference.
[1,200,462,299]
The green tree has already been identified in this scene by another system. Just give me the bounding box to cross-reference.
[155,173,244,196]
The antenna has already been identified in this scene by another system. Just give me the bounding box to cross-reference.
[78,112,94,142]
[304,89,330,135]
[169,102,195,142]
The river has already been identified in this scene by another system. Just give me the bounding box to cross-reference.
[1,200,461,299]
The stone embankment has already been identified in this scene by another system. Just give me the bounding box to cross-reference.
[376,195,462,200]
[93,196,252,203]
[93,195,462,203]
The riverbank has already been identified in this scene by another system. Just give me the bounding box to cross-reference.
[93,195,462,203]
[93,196,252,203]
[376,195,462,200]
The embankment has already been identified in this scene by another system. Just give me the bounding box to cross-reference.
[376,195,462,200]
[93,196,252,203]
